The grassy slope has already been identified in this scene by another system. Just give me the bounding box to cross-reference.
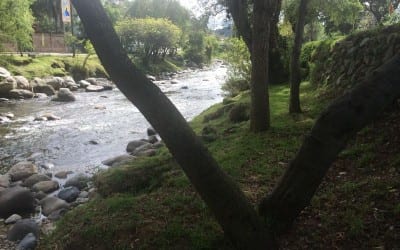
[40,82,399,249]
[0,55,107,79]
[0,55,183,80]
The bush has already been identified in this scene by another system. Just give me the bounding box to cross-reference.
[221,79,249,97]
[69,64,89,81]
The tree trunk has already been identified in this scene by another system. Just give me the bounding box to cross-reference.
[250,0,273,132]
[260,53,400,232]
[71,0,276,249]
[289,0,309,114]
[225,0,252,52]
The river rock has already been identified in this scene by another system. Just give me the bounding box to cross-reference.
[40,196,70,216]
[44,77,64,90]
[91,78,113,90]
[7,219,39,242]
[135,149,157,157]
[52,88,76,102]
[33,84,56,96]
[63,76,76,85]
[34,191,47,200]
[14,76,30,90]
[132,143,154,156]
[29,77,43,88]
[79,80,91,88]
[0,97,9,102]
[0,67,11,79]
[66,82,79,91]
[126,140,150,153]
[147,127,157,136]
[5,214,22,225]
[102,154,136,167]
[32,180,59,193]
[0,187,35,219]
[146,75,156,81]
[16,232,37,250]
[9,89,34,99]
[54,171,73,179]
[23,174,51,188]
[0,76,17,96]
[148,135,158,144]
[47,208,68,221]
[8,162,38,181]
[58,186,80,202]
[64,174,90,190]
[79,191,89,198]
[86,85,104,92]
[0,174,10,188]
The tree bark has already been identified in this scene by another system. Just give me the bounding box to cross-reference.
[250,0,274,132]
[289,0,309,114]
[225,0,252,52]
[260,52,400,232]
[71,0,276,249]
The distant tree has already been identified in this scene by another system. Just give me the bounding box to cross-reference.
[31,0,63,33]
[116,17,181,63]
[0,0,34,53]
[289,0,309,114]
[126,0,191,29]
[359,0,400,25]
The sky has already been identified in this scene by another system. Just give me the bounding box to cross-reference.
[178,0,229,30]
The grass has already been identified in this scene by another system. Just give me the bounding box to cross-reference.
[40,82,400,249]
[0,54,107,79]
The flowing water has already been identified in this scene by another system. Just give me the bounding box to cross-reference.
[0,62,227,174]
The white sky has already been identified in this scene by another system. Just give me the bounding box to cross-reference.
[178,0,200,11]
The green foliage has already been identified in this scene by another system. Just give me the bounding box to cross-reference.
[116,17,182,62]
[221,38,251,96]
[0,0,34,52]
[126,0,191,29]
[183,31,206,65]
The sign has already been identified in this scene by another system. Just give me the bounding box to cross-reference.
[62,0,71,23]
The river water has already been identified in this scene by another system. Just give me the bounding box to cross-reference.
[0,62,227,174]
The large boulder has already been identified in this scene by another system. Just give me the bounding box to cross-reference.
[23,174,51,188]
[32,180,59,193]
[0,187,35,218]
[17,233,37,250]
[86,78,113,90]
[102,154,136,167]
[7,219,39,242]
[9,89,34,99]
[58,186,80,202]
[7,162,38,181]
[79,80,91,89]
[44,77,64,90]
[126,140,150,153]
[40,196,70,216]
[0,174,11,188]
[0,76,17,96]
[64,174,90,190]
[14,76,30,90]
[33,84,56,96]
[0,67,11,79]
[52,88,76,102]
[85,85,104,92]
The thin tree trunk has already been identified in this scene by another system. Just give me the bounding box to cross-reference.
[71,0,276,249]
[250,0,272,131]
[289,0,309,114]
[260,53,400,232]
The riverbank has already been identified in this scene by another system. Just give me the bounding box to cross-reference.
[40,82,400,249]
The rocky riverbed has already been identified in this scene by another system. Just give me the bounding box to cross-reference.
[0,62,227,248]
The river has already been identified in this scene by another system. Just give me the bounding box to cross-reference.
[0,62,227,174]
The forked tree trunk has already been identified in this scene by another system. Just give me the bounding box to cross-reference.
[289,0,308,114]
[260,53,400,232]
[71,0,276,249]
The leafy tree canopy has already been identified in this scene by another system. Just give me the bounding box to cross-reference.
[0,0,34,51]
[116,17,182,61]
